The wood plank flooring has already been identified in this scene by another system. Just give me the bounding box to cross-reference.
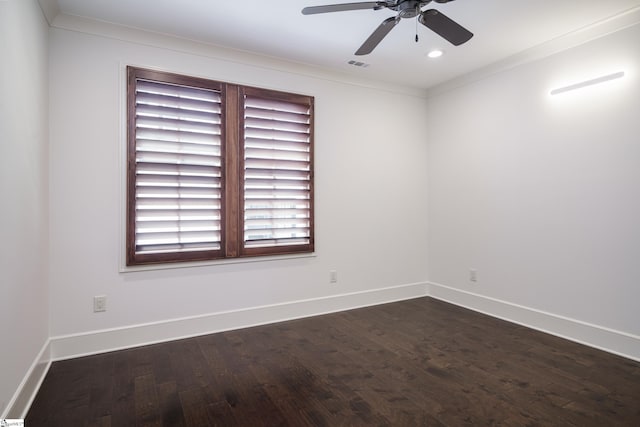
[26,297,640,426]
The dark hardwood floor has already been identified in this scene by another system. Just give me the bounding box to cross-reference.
[27,297,640,426]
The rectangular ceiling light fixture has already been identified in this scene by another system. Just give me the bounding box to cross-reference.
[550,71,625,96]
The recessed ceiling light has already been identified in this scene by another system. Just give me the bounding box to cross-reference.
[427,49,444,59]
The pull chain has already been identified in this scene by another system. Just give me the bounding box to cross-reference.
[415,11,419,42]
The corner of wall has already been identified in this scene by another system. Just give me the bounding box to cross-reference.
[427,282,640,363]
[37,0,60,26]
[3,340,52,419]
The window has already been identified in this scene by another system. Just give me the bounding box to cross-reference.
[126,67,314,265]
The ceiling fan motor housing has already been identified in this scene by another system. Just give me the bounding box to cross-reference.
[392,1,429,18]
[392,0,455,18]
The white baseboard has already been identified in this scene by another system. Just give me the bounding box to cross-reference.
[428,282,640,362]
[3,339,51,419]
[48,281,640,363]
[50,282,429,361]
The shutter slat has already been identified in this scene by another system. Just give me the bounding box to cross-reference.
[137,209,220,219]
[245,147,309,162]
[136,162,221,177]
[136,186,221,198]
[136,92,218,112]
[245,219,310,228]
[244,127,309,143]
[244,188,309,199]
[245,117,310,133]
[137,116,221,135]
[135,230,221,242]
[244,97,309,114]
[137,175,221,188]
[136,231,221,251]
[137,140,221,157]
[137,219,221,232]
[244,168,309,180]
[137,128,221,145]
[245,158,309,171]
[245,178,310,189]
[137,241,221,253]
[137,151,220,167]
[137,198,221,209]
[244,137,310,152]
[244,231,309,243]
[245,106,309,124]
[137,80,221,101]
[136,87,220,109]
[244,238,309,248]
[244,207,309,216]
[244,199,309,208]
[137,103,222,122]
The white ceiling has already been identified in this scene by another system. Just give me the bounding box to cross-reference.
[45,0,640,90]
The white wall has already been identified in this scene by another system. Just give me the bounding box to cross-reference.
[0,0,50,417]
[427,23,640,346]
[4,2,639,415]
[48,24,429,349]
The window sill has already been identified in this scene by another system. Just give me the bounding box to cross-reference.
[119,252,316,273]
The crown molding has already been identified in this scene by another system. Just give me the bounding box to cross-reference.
[425,6,640,98]
[37,0,60,25]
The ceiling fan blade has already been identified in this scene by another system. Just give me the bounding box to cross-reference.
[355,16,401,55]
[302,2,387,15]
[419,9,473,46]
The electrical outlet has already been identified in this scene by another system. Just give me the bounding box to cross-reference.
[330,270,338,283]
[93,295,107,312]
[469,269,478,283]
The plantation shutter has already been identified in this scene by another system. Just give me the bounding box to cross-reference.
[127,67,314,266]
[242,89,314,253]
[129,71,224,262]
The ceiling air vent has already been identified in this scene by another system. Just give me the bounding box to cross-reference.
[348,60,370,68]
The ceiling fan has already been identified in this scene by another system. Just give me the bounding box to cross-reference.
[302,0,473,55]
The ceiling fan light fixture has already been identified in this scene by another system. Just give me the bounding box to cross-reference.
[427,49,444,58]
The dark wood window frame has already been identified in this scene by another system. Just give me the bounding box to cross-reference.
[126,66,314,266]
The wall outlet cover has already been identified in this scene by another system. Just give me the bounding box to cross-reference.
[330,270,338,283]
[470,269,478,282]
[93,295,107,312]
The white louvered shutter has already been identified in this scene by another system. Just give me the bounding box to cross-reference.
[242,92,313,251]
[132,78,223,256]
